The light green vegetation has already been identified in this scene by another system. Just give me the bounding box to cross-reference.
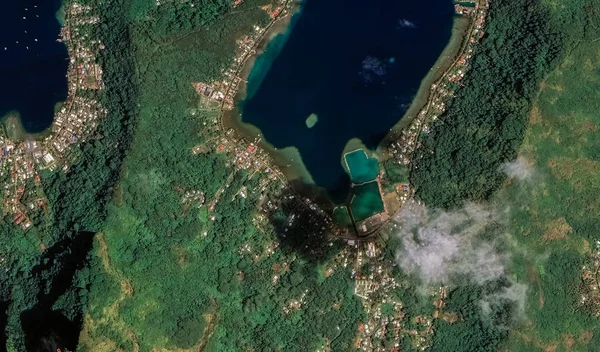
[381,161,409,194]
[1,112,25,141]
[350,181,384,222]
[74,0,364,351]
[0,0,597,350]
[305,113,318,128]
[333,206,352,227]
[502,31,600,351]
[408,0,600,350]
[410,0,585,208]
[344,149,379,184]
[383,160,409,183]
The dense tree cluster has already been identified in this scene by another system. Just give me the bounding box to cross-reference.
[65,0,365,350]
[431,283,508,352]
[129,0,231,39]
[1,0,597,349]
[410,0,592,208]
[1,0,140,348]
[43,0,138,235]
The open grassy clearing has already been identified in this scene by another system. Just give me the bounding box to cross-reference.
[502,35,600,351]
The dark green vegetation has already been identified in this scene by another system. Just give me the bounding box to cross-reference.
[0,0,137,348]
[431,282,512,352]
[411,0,594,208]
[0,0,365,349]
[76,0,599,349]
[70,0,364,351]
[0,0,598,350]
[410,0,600,350]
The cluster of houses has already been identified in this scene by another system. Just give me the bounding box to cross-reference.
[387,0,489,169]
[0,1,104,231]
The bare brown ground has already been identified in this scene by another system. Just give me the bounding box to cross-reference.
[172,246,189,267]
[563,334,575,349]
[548,157,600,180]
[542,217,572,241]
[529,106,543,125]
[574,120,598,135]
[150,311,218,352]
[514,330,560,352]
[578,330,594,344]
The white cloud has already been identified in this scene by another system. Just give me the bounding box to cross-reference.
[500,156,536,181]
[398,19,416,28]
[394,201,509,285]
[480,281,528,328]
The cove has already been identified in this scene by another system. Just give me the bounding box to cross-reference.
[242,0,454,201]
[0,0,68,133]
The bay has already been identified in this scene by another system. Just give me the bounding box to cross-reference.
[242,0,454,200]
[0,0,68,133]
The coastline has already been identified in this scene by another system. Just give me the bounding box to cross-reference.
[223,5,474,206]
[1,0,69,140]
[1,113,26,141]
[0,0,104,232]
[1,108,56,142]
[376,14,471,155]
[56,0,67,26]
[223,4,324,193]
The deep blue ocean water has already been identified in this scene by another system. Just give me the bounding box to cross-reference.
[242,0,454,200]
[0,0,68,133]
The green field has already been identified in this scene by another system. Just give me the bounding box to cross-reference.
[350,181,384,222]
[502,31,600,351]
[344,149,379,184]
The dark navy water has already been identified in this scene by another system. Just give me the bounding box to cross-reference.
[242,0,454,200]
[0,0,68,133]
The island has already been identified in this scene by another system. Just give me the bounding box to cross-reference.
[0,0,598,351]
[305,113,318,128]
